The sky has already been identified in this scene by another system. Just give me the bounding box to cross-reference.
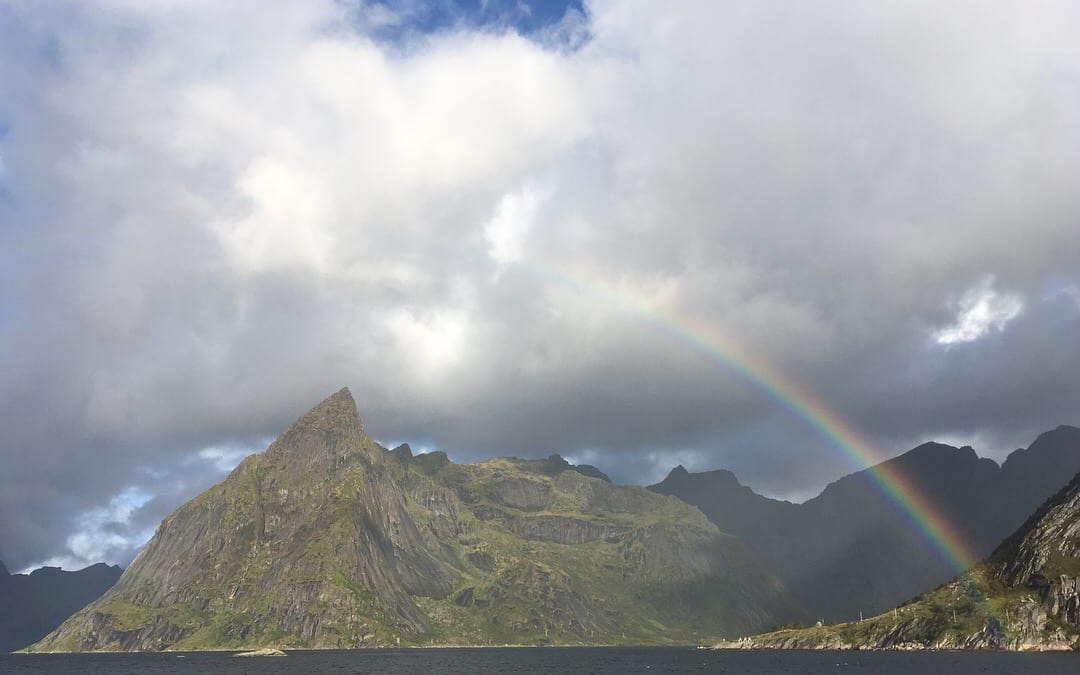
[1,0,1079,572]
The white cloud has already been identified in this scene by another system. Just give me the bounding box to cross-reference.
[934,277,1024,346]
[197,445,255,473]
[24,487,154,571]
[484,182,551,264]
[211,158,335,275]
[384,307,469,380]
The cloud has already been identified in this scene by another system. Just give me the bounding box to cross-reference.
[1,1,1079,568]
[1048,284,1080,312]
[197,445,260,474]
[25,487,153,572]
[484,182,551,265]
[934,277,1024,346]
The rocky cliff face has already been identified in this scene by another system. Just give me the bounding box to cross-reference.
[653,426,1080,622]
[30,388,801,652]
[0,561,122,652]
[720,467,1080,651]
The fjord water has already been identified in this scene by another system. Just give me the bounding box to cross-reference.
[2,648,1077,674]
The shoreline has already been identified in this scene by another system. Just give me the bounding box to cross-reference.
[16,643,709,655]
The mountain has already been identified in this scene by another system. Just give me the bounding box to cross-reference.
[651,426,1080,622]
[0,561,122,653]
[30,388,801,652]
[723,466,1080,650]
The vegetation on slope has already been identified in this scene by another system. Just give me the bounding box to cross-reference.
[31,388,801,651]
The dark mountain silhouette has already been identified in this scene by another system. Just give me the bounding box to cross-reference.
[0,560,121,652]
[652,426,1080,622]
[729,462,1080,650]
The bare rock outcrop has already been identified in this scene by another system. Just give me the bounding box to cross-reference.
[31,388,802,651]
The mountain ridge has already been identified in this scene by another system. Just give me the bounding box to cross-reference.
[651,425,1080,621]
[30,388,802,651]
[0,561,122,653]
[721,465,1080,650]
[19,388,1079,651]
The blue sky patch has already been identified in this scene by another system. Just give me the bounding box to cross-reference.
[350,0,586,44]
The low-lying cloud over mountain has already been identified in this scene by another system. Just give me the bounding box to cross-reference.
[1,0,1078,570]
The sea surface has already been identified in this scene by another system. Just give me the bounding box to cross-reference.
[1,647,1078,675]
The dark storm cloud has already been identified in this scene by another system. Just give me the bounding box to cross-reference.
[1,0,1079,569]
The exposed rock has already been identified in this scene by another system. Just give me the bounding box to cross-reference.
[454,588,475,607]
[536,454,612,483]
[407,475,462,539]
[470,506,505,522]
[31,388,802,651]
[413,451,450,473]
[507,515,622,545]
[391,443,413,462]
[234,647,286,656]
[554,471,649,514]
[487,478,552,512]
[570,464,611,483]
[466,551,494,572]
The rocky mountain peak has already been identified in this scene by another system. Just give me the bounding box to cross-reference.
[391,443,413,461]
[30,388,802,651]
[991,469,1080,589]
[661,465,690,483]
[536,454,612,482]
[657,465,742,492]
[261,386,370,473]
[282,386,362,437]
[1002,425,1080,470]
[0,559,8,577]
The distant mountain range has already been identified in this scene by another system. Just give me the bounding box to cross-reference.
[30,389,801,651]
[650,425,1080,623]
[725,458,1080,650]
[11,386,1080,652]
[0,560,121,652]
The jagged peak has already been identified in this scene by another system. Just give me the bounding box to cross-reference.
[541,454,611,483]
[289,387,361,431]
[657,465,743,489]
[413,450,451,473]
[572,463,612,483]
[666,465,690,480]
[392,443,414,460]
[263,387,367,463]
[1000,424,1080,474]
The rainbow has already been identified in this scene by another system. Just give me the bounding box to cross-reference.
[525,261,982,575]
